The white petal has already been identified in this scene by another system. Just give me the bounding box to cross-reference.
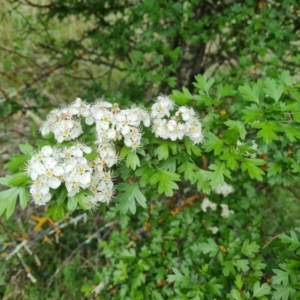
[41,146,53,157]
[48,177,61,189]
[53,166,64,176]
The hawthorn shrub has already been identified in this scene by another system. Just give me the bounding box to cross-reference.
[1,72,300,299]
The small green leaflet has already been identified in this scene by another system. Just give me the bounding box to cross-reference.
[116,182,147,214]
[278,70,294,86]
[208,163,231,190]
[120,146,140,170]
[272,267,290,286]
[264,78,284,103]
[253,122,281,144]
[234,274,244,290]
[135,164,155,187]
[217,84,237,99]
[178,160,197,182]
[267,163,282,177]
[233,259,249,272]
[230,289,243,300]
[19,187,30,209]
[18,142,34,157]
[220,153,241,170]
[8,172,30,186]
[203,132,224,155]
[222,260,236,277]
[242,105,264,123]
[4,155,28,172]
[281,124,300,142]
[191,238,219,257]
[252,282,271,298]
[195,169,211,194]
[271,286,295,300]
[0,187,29,218]
[166,268,186,284]
[46,203,65,221]
[154,141,177,160]
[241,240,260,258]
[241,158,265,181]
[224,120,246,140]
[150,169,180,197]
[184,137,201,156]
[193,74,215,95]
[171,87,194,105]
[238,83,260,104]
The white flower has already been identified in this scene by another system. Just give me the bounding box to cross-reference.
[201,198,217,212]
[208,226,219,234]
[220,204,234,218]
[178,106,195,121]
[215,183,234,197]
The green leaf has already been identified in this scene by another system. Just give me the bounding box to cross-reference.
[135,164,155,187]
[46,204,65,221]
[184,137,201,156]
[154,141,177,160]
[278,70,294,86]
[252,282,271,298]
[18,142,34,157]
[8,172,30,186]
[234,274,244,290]
[193,238,219,257]
[19,187,29,209]
[224,120,246,140]
[253,122,281,144]
[54,187,68,205]
[217,84,237,99]
[241,240,260,258]
[267,163,282,177]
[233,259,249,272]
[272,268,289,286]
[4,155,28,172]
[193,74,215,95]
[178,160,197,182]
[203,132,224,155]
[116,182,147,214]
[150,169,180,196]
[242,105,264,123]
[120,146,140,170]
[241,158,265,181]
[1,187,19,219]
[208,163,231,190]
[281,124,300,142]
[67,195,79,211]
[230,289,243,300]
[171,87,194,105]
[0,187,21,218]
[264,78,284,102]
[271,285,295,300]
[167,268,186,284]
[239,83,260,104]
[0,175,14,187]
[195,169,211,194]
[220,153,241,170]
[222,260,236,277]
[84,152,98,160]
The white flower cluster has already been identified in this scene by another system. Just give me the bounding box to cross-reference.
[40,98,151,151]
[151,96,204,144]
[215,183,234,197]
[26,144,115,207]
[27,96,203,209]
[201,197,234,218]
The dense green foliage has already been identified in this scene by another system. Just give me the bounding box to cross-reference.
[1,1,300,299]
